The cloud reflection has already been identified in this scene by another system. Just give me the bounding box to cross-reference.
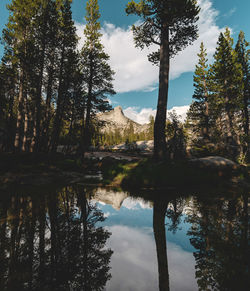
[106,225,197,291]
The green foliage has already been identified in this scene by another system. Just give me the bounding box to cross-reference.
[188,29,249,161]
[166,112,187,160]
[0,0,82,153]
[209,28,244,137]
[187,42,212,141]
[235,31,250,161]
[147,115,154,140]
[126,0,200,63]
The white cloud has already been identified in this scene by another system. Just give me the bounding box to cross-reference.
[123,105,190,124]
[169,0,225,79]
[222,7,236,18]
[124,107,157,124]
[76,0,227,94]
[168,105,190,123]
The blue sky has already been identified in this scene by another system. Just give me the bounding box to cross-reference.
[0,0,249,123]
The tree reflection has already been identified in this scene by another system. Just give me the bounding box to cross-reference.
[153,199,170,291]
[187,193,249,291]
[153,195,186,291]
[0,187,113,291]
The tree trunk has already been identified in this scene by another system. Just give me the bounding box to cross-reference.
[153,200,170,291]
[154,26,170,160]
[22,94,29,152]
[242,92,249,160]
[14,68,25,152]
[81,53,94,160]
[30,42,46,152]
[41,65,54,152]
[203,72,209,141]
[50,47,65,153]
[6,87,15,151]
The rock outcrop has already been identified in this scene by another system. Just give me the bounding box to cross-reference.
[189,156,239,170]
[97,106,149,134]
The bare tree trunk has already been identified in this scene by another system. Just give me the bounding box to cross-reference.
[50,47,65,153]
[203,73,209,141]
[41,66,54,152]
[14,68,25,152]
[81,53,94,161]
[154,26,169,160]
[242,94,249,160]
[22,94,29,152]
[30,45,46,152]
[6,87,15,151]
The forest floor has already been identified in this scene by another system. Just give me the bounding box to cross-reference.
[0,152,249,192]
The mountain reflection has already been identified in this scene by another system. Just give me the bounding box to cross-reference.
[0,187,113,291]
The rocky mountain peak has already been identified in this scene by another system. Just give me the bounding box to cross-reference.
[114,106,123,113]
[97,106,149,134]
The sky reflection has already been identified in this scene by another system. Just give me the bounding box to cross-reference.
[97,197,198,291]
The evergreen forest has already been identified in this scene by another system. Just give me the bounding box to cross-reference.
[0,0,249,164]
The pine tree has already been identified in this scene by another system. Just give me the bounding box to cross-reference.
[235,31,250,161]
[40,0,62,151]
[0,0,84,153]
[126,0,200,159]
[0,56,17,150]
[80,0,115,155]
[147,115,154,140]
[188,42,211,141]
[210,28,244,148]
[50,0,79,152]
[2,0,41,151]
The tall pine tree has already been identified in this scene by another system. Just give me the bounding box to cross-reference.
[50,0,79,152]
[126,0,200,159]
[80,0,115,155]
[188,42,211,142]
[2,0,41,151]
[235,31,250,161]
[210,28,243,147]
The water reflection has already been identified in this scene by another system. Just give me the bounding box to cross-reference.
[0,186,249,291]
[186,194,249,291]
[0,187,112,291]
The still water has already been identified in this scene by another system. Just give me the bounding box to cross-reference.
[0,185,249,291]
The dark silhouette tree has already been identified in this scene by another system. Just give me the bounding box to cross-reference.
[126,0,200,159]
[153,199,170,291]
[0,187,113,291]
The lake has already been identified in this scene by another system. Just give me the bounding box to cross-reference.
[0,185,249,290]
